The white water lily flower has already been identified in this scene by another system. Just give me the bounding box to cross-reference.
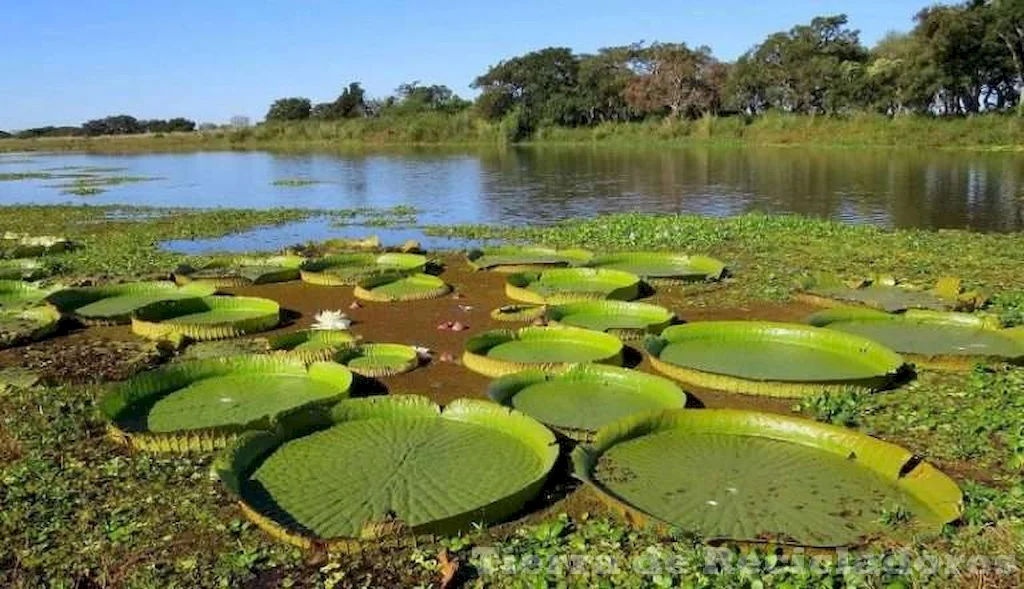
[414,346,432,361]
[311,310,352,331]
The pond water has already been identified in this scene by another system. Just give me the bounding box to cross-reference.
[1,146,1022,251]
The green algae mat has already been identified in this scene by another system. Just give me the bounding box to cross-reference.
[646,321,905,397]
[546,300,674,339]
[215,395,558,550]
[0,280,53,309]
[300,253,426,286]
[489,365,687,440]
[334,343,420,376]
[808,307,1024,370]
[268,329,359,363]
[131,296,280,341]
[587,252,726,282]
[572,409,962,547]
[464,326,623,377]
[101,356,353,452]
[506,268,641,305]
[0,305,61,349]
[47,281,217,324]
[467,246,593,272]
[175,255,305,288]
[353,272,451,302]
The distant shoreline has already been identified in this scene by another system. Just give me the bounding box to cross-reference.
[3,113,1024,153]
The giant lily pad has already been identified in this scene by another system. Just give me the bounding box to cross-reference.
[0,280,52,309]
[463,326,623,377]
[175,255,305,288]
[490,304,546,322]
[334,343,420,376]
[215,395,558,549]
[268,330,359,363]
[646,321,905,397]
[0,305,61,349]
[467,247,593,272]
[353,272,451,302]
[132,296,280,341]
[572,409,962,547]
[808,307,1024,370]
[587,252,726,282]
[795,275,969,312]
[100,356,353,452]
[546,300,674,339]
[505,268,641,305]
[300,253,426,286]
[47,281,217,325]
[489,364,687,440]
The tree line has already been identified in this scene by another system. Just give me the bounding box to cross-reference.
[7,1,1024,139]
[261,2,1024,137]
[11,115,196,139]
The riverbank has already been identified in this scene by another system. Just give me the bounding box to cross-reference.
[5,112,1024,152]
[2,205,1024,587]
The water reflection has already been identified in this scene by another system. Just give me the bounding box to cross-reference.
[0,146,1021,231]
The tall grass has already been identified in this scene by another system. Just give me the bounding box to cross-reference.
[4,112,1024,152]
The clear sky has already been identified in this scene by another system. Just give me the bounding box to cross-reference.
[0,0,929,130]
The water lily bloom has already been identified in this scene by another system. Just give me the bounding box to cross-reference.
[311,310,351,331]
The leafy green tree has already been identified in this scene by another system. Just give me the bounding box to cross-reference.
[82,115,144,136]
[311,83,367,120]
[472,47,583,127]
[990,0,1024,113]
[865,32,939,114]
[576,46,638,123]
[265,97,312,121]
[729,15,869,114]
[387,81,470,114]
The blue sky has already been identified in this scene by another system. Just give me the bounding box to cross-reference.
[1,0,928,130]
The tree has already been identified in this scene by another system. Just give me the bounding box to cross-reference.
[82,115,144,136]
[388,81,471,114]
[865,32,939,114]
[265,97,312,122]
[624,43,728,118]
[312,83,368,120]
[729,15,869,114]
[989,0,1024,113]
[576,46,638,123]
[229,115,251,129]
[472,47,583,126]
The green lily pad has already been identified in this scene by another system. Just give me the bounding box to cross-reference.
[215,396,558,549]
[546,300,674,339]
[808,307,1024,370]
[572,409,963,547]
[100,356,353,452]
[0,280,53,310]
[132,296,280,341]
[0,305,61,349]
[335,343,420,376]
[491,304,546,322]
[175,255,305,288]
[587,252,726,282]
[467,247,593,272]
[300,253,426,286]
[0,233,71,258]
[797,275,958,312]
[354,272,451,302]
[506,268,641,305]
[47,281,217,324]
[646,321,906,397]
[463,326,623,377]
[268,330,359,363]
[489,364,687,440]
[0,259,48,280]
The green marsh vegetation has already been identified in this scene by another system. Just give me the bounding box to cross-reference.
[0,206,1023,586]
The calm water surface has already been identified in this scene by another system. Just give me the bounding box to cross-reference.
[1,146,1022,250]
